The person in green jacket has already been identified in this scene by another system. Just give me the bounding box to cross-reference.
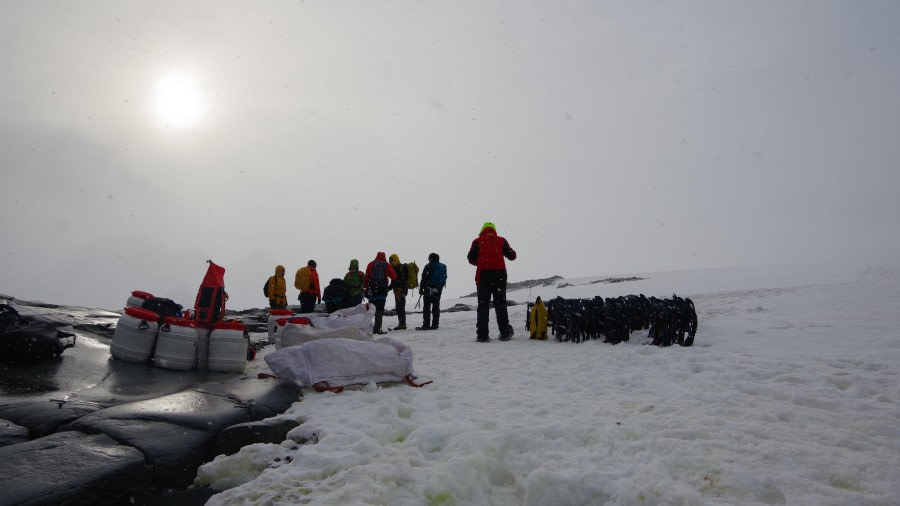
[343,259,365,306]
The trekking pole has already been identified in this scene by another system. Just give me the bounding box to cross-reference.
[415,293,422,309]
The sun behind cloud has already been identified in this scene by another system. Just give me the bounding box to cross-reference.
[153,72,206,129]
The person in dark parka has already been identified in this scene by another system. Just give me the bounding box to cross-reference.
[416,252,447,330]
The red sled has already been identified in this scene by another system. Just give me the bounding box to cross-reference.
[193,260,227,324]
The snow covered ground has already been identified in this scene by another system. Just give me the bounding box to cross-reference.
[195,264,900,505]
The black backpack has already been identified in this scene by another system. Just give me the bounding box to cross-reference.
[141,297,183,321]
[370,261,389,292]
[395,263,408,288]
[323,279,348,309]
[263,278,272,297]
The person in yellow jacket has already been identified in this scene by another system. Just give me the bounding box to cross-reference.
[294,260,322,314]
[529,296,548,340]
[265,265,288,309]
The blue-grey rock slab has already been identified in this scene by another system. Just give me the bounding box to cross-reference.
[0,418,28,447]
[0,431,151,506]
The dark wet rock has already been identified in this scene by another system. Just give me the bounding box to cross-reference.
[0,400,103,438]
[70,391,250,489]
[194,377,302,420]
[69,379,301,489]
[0,297,303,500]
[79,417,217,490]
[0,431,152,506]
[0,418,28,447]
[144,486,218,506]
[461,276,565,298]
[214,417,300,456]
[73,322,116,339]
[74,390,249,434]
[445,303,473,312]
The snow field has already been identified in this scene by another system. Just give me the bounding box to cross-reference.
[200,265,900,505]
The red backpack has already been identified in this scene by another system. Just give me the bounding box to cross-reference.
[193,260,227,324]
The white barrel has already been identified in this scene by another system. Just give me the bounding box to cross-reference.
[110,307,160,363]
[152,317,199,371]
[208,322,249,373]
[126,290,155,309]
[197,327,211,370]
[267,309,293,345]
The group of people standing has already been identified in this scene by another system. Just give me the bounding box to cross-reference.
[264,252,448,335]
[263,221,516,341]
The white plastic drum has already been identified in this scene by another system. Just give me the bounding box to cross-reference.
[208,321,249,373]
[152,317,199,371]
[126,290,154,309]
[275,316,311,349]
[197,326,211,370]
[267,309,293,345]
[110,306,160,363]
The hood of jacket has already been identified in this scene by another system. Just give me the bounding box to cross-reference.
[389,253,400,265]
[479,225,497,237]
[375,252,387,262]
[275,265,285,277]
[349,259,359,271]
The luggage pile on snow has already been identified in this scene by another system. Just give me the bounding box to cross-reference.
[110,260,252,373]
[529,294,698,347]
[0,304,77,365]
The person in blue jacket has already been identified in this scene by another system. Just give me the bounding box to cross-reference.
[416,252,447,330]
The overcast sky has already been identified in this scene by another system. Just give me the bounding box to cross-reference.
[2,1,899,311]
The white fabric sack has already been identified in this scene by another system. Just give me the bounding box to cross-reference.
[306,303,375,334]
[331,302,374,318]
[280,323,370,348]
[264,336,414,388]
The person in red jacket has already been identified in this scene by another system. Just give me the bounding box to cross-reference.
[294,259,321,314]
[363,252,397,335]
[467,222,517,342]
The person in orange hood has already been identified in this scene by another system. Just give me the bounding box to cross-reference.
[265,265,288,309]
[467,222,517,342]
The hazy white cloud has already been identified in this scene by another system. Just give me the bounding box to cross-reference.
[2,1,899,310]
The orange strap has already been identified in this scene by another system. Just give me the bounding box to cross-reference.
[406,375,433,388]
[312,382,345,393]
